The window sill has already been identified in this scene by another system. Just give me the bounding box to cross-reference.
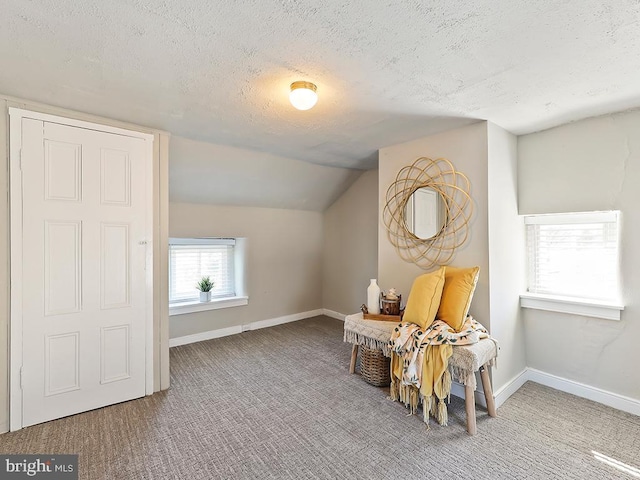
[520,293,623,321]
[169,296,249,316]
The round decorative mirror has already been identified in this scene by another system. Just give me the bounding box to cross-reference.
[383,157,472,269]
[404,187,446,240]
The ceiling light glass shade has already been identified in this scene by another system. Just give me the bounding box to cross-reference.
[289,81,318,110]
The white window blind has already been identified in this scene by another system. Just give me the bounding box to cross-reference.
[169,238,236,303]
[525,211,620,302]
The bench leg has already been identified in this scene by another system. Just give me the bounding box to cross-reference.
[480,364,497,417]
[349,344,359,374]
[464,384,477,435]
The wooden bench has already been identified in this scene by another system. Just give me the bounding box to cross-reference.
[344,312,498,435]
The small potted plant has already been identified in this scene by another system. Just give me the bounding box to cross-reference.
[196,276,214,302]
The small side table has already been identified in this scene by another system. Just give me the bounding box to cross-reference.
[343,312,498,435]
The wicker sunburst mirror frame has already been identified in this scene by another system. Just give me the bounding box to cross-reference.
[382,157,472,269]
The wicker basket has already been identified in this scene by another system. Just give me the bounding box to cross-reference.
[360,346,391,387]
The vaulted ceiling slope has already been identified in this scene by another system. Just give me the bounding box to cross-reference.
[170,136,362,211]
[3,0,640,170]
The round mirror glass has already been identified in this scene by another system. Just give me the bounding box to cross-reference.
[404,187,446,239]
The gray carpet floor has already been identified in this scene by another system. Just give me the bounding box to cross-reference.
[1,316,639,479]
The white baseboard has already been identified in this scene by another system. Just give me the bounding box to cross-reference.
[450,381,487,408]
[249,309,323,331]
[526,368,640,417]
[494,368,529,409]
[322,309,346,321]
[169,309,323,347]
[169,325,243,347]
[490,367,640,416]
[448,368,527,411]
[0,421,7,435]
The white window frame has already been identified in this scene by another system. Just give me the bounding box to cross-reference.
[520,211,624,321]
[169,237,248,316]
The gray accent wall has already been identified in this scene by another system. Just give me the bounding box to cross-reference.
[518,109,640,401]
[322,169,378,316]
[169,203,324,338]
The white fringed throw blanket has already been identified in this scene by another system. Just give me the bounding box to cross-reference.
[388,316,489,427]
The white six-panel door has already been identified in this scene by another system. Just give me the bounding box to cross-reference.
[18,117,149,427]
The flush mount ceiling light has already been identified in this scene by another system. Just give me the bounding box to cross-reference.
[289,81,318,110]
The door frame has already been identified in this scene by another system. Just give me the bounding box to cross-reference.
[8,108,155,431]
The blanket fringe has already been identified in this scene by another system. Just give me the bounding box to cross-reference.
[343,330,391,356]
[409,388,418,415]
[422,395,432,428]
[430,395,438,418]
[442,370,452,401]
[437,399,448,426]
[490,337,499,369]
[396,385,419,414]
[450,365,476,389]
[390,378,399,401]
[393,387,450,427]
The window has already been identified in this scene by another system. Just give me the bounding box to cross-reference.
[521,211,623,320]
[169,238,247,315]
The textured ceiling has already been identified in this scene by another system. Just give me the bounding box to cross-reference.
[2,0,640,169]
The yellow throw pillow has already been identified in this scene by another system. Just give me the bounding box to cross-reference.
[403,267,446,329]
[437,266,480,331]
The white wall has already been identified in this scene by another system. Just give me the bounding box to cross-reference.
[487,123,527,390]
[169,203,324,338]
[322,170,378,316]
[0,101,9,433]
[378,122,491,328]
[519,109,640,401]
